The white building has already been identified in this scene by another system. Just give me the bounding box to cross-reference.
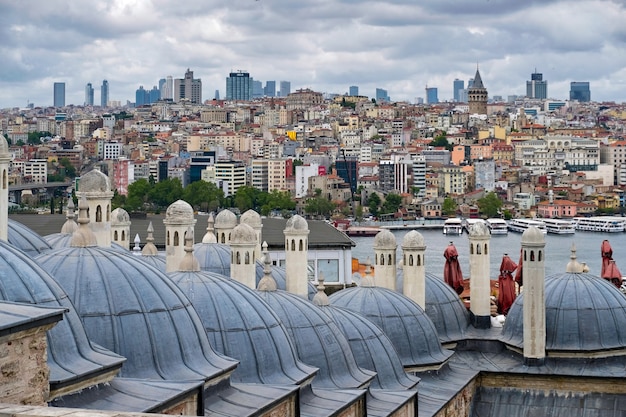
[295,163,319,198]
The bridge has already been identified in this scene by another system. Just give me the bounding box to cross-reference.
[8,182,73,205]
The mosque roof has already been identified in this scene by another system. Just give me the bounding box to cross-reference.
[240,209,262,228]
[215,208,238,229]
[329,285,453,369]
[45,232,128,252]
[8,219,53,256]
[111,207,131,225]
[285,214,308,232]
[0,135,9,155]
[193,242,232,276]
[77,169,112,194]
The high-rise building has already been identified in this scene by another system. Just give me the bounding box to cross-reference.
[159,76,173,100]
[214,90,220,100]
[375,88,390,102]
[264,81,276,97]
[135,86,147,106]
[174,69,202,104]
[426,87,439,104]
[252,80,263,99]
[84,83,94,106]
[349,86,359,96]
[453,79,464,102]
[158,78,166,99]
[226,71,252,101]
[527,71,548,99]
[149,85,160,103]
[279,81,291,97]
[570,82,591,102]
[468,68,488,115]
[101,80,109,108]
[53,82,65,107]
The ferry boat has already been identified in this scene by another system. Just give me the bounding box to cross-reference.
[486,218,508,235]
[541,218,576,235]
[572,216,626,233]
[507,218,547,234]
[442,218,463,235]
[462,218,487,233]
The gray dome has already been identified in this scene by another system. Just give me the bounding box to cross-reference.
[78,169,111,193]
[522,225,545,244]
[135,252,166,271]
[469,221,490,237]
[0,240,124,390]
[402,230,425,249]
[0,135,8,155]
[329,286,453,368]
[165,200,194,223]
[35,246,237,381]
[373,229,396,249]
[45,232,128,253]
[169,270,317,385]
[285,214,308,232]
[254,262,317,301]
[320,304,419,390]
[256,288,375,389]
[215,209,238,229]
[8,219,53,256]
[240,209,262,228]
[395,271,470,343]
[111,207,130,225]
[194,242,232,277]
[231,223,257,244]
[502,272,626,355]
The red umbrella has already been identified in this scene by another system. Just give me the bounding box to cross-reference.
[497,254,518,316]
[443,242,464,295]
[601,240,613,278]
[514,248,523,290]
[604,260,622,289]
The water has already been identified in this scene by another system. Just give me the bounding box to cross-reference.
[350,229,626,279]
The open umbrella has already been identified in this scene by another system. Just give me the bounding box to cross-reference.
[443,242,464,295]
[497,254,518,316]
[604,260,622,289]
[601,240,613,278]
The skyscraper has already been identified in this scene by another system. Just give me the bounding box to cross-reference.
[527,71,548,99]
[279,81,291,97]
[264,81,276,97]
[570,82,591,102]
[252,80,263,99]
[375,88,390,103]
[349,86,359,96]
[84,83,94,106]
[101,80,109,108]
[53,82,65,107]
[136,86,147,106]
[426,87,439,104]
[453,79,464,102]
[226,71,252,101]
[174,69,202,104]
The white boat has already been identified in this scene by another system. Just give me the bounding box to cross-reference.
[541,218,576,234]
[442,218,463,235]
[507,218,547,234]
[573,216,626,233]
[462,218,487,233]
[486,218,508,235]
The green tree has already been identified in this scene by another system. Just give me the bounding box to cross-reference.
[429,133,453,151]
[477,192,503,218]
[126,178,152,211]
[442,197,457,216]
[149,178,183,209]
[233,185,262,212]
[183,180,225,212]
[261,190,295,216]
[382,193,402,214]
[367,193,381,217]
[304,197,336,218]
[292,159,303,176]
[111,190,126,210]
[58,157,76,178]
[28,131,51,145]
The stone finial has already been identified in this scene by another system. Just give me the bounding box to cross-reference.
[61,199,78,234]
[257,241,277,292]
[202,213,217,243]
[70,196,97,248]
[566,243,584,273]
[141,222,159,256]
[312,273,329,306]
[361,257,375,287]
[178,227,200,272]
[132,234,141,255]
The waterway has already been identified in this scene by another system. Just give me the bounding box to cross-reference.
[350,229,626,279]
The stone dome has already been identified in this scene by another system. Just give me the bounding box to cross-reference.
[469,221,490,237]
[215,209,238,229]
[0,134,9,155]
[0,240,124,391]
[240,209,263,228]
[502,272,626,355]
[194,242,232,277]
[165,200,195,223]
[320,304,419,390]
[78,169,111,193]
[35,246,237,381]
[8,219,53,256]
[401,230,425,249]
[521,225,545,244]
[329,285,453,369]
[395,271,470,343]
[45,232,127,253]
[111,207,130,225]
[373,229,397,249]
[231,223,257,244]
[285,214,308,232]
[257,288,375,389]
[169,269,317,385]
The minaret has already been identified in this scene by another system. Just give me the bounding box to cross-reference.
[284,214,310,298]
[111,207,131,250]
[164,200,196,273]
[240,209,263,260]
[141,222,159,256]
[214,209,237,245]
[201,213,217,243]
[373,229,397,290]
[75,169,114,247]
[521,226,546,366]
[469,221,491,329]
[401,230,426,308]
[230,223,258,289]
[0,135,12,241]
[60,199,78,234]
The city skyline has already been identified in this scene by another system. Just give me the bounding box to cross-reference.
[1,0,626,108]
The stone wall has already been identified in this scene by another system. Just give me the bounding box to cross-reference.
[259,395,297,417]
[434,377,478,417]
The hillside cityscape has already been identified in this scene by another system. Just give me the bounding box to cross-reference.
[2,67,626,219]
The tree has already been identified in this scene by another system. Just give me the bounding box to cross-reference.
[260,190,295,216]
[477,192,503,218]
[58,157,76,178]
[149,178,183,209]
[304,197,336,218]
[367,193,381,217]
[126,178,152,211]
[292,159,303,176]
[183,180,224,212]
[429,133,453,151]
[111,190,126,210]
[28,131,51,145]
[382,193,402,214]
[233,185,261,213]
[442,197,457,216]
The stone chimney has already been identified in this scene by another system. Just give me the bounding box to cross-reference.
[521,226,546,366]
[284,214,310,298]
[164,200,196,273]
[230,223,258,289]
[75,169,114,247]
[373,229,397,290]
[469,221,491,329]
[401,230,426,308]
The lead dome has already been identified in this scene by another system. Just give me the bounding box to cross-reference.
[165,199,194,223]
[469,221,490,237]
[231,223,257,244]
[373,229,396,249]
[111,207,130,225]
[240,209,262,228]
[0,135,9,154]
[402,230,425,248]
[285,214,308,231]
[78,169,111,193]
[215,209,238,229]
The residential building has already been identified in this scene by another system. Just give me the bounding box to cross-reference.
[570,82,591,102]
[268,159,291,192]
[174,69,202,104]
[440,165,465,195]
[295,164,320,198]
[102,142,123,160]
[112,159,133,196]
[251,159,269,192]
[23,159,48,183]
[53,82,65,107]
[411,154,426,197]
[214,160,246,196]
[285,89,323,111]
[514,192,536,210]
[101,80,109,108]
[474,159,495,192]
[84,83,94,106]
[600,140,626,185]
[526,71,547,99]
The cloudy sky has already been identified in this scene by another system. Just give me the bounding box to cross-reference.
[1,0,626,109]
